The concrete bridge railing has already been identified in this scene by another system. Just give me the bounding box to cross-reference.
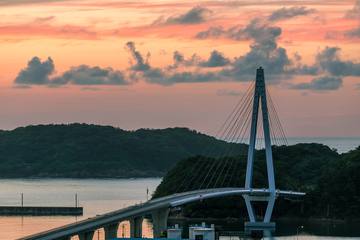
[18,188,305,240]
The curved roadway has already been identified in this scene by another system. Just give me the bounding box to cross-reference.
[18,187,305,240]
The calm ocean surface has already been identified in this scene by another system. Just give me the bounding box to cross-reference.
[0,178,161,240]
[239,137,360,153]
[0,138,359,240]
[286,137,360,154]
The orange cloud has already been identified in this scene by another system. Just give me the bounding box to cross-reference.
[0,23,98,40]
[52,0,355,9]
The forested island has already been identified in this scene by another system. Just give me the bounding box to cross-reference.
[0,124,245,178]
[154,144,360,219]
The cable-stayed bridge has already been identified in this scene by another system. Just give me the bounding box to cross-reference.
[19,67,305,240]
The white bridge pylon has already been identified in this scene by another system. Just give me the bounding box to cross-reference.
[243,67,277,228]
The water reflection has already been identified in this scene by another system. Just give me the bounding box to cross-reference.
[0,178,161,239]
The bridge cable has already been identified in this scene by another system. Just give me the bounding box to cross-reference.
[267,89,288,145]
[212,100,253,188]
[192,83,255,190]
[197,84,254,190]
[265,88,284,146]
[268,104,279,147]
[203,90,254,189]
[224,108,252,187]
[175,82,255,192]
[173,83,254,192]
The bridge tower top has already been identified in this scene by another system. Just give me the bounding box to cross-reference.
[245,67,276,192]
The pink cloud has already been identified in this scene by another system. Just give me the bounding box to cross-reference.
[0,22,98,40]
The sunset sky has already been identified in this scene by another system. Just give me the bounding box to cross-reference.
[0,0,359,137]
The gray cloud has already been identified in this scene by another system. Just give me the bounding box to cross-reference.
[15,57,129,86]
[167,50,230,69]
[15,57,55,85]
[295,65,320,75]
[15,26,360,91]
[203,18,292,81]
[195,15,360,87]
[126,42,220,85]
[219,46,291,82]
[293,46,360,78]
[154,7,303,84]
[345,27,360,38]
[137,67,219,86]
[126,30,291,85]
[267,6,316,22]
[154,6,212,25]
[200,50,230,67]
[51,65,128,85]
[290,76,343,91]
[241,18,282,51]
[196,18,282,46]
[125,42,166,83]
[316,47,360,76]
[345,0,360,19]
[327,0,360,41]
[196,6,313,40]
[162,71,218,85]
[125,41,150,71]
[196,26,225,39]
[196,15,311,82]
[168,51,199,69]
[173,51,185,65]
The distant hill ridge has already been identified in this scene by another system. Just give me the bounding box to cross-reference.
[0,123,246,178]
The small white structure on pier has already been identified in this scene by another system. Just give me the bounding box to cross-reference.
[189,222,215,240]
[167,224,182,239]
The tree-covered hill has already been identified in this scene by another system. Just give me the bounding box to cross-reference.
[153,143,339,198]
[153,145,360,219]
[315,146,360,218]
[0,124,246,178]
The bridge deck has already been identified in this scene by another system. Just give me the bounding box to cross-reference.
[18,188,305,240]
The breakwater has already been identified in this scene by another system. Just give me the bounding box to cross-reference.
[0,206,83,216]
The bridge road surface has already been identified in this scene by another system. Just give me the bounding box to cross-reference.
[18,187,305,240]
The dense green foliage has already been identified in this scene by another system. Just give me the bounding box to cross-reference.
[315,146,360,218]
[0,124,246,178]
[153,143,338,197]
[154,144,360,219]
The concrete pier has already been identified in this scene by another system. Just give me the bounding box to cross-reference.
[152,208,170,238]
[0,206,83,216]
[78,231,94,240]
[130,216,143,238]
[104,223,119,239]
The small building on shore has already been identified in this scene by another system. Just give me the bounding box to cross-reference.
[167,224,182,239]
[188,222,215,240]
